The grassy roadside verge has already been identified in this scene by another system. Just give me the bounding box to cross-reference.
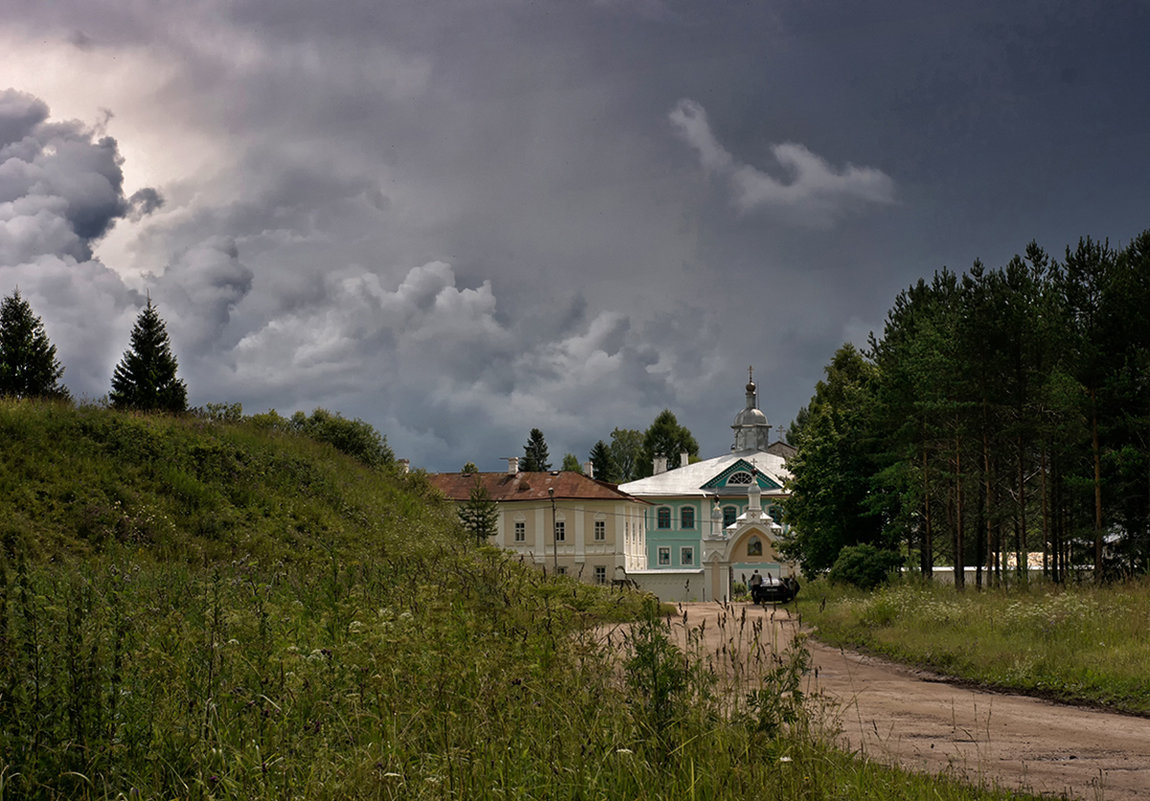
[799,577,1150,715]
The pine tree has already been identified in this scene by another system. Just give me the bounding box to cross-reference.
[110,299,188,412]
[0,290,67,399]
[522,428,551,472]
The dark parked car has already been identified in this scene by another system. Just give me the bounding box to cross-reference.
[751,575,799,604]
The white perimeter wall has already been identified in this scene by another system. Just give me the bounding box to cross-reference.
[628,569,706,602]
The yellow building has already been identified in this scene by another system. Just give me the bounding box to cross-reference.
[428,459,649,585]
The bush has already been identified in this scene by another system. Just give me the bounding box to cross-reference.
[289,408,394,468]
[829,544,903,590]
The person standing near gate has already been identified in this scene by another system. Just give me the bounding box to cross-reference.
[749,569,763,603]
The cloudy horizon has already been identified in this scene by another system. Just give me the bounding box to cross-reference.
[2,1,1148,471]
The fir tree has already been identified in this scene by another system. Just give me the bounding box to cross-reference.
[522,428,551,471]
[110,299,188,412]
[0,290,67,399]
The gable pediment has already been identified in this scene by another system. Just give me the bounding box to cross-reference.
[700,459,782,493]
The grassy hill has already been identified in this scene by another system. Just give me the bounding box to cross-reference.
[0,402,1043,800]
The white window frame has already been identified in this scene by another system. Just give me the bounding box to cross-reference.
[594,520,606,541]
[680,506,695,529]
[680,546,694,566]
[555,520,566,542]
[514,521,526,543]
[594,565,607,584]
[657,546,671,566]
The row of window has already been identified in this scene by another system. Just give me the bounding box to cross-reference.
[512,519,611,543]
[657,546,694,566]
[656,506,695,529]
[655,505,783,530]
[556,565,611,585]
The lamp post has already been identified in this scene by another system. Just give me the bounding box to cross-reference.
[549,486,558,574]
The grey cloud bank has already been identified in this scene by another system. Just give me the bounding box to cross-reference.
[1,2,1149,471]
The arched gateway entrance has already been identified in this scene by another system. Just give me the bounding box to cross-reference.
[701,482,795,602]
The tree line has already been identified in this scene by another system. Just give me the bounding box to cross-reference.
[784,230,1150,586]
[0,290,186,410]
[0,290,393,469]
[490,412,699,483]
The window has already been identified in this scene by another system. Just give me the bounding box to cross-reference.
[680,506,695,529]
[747,536,762,556]
[514,521,526,542]
[657,507,671,529]
[680,546,694,566]
[728,471,753,485]
[657,546,671,566]
[723,506,737,527]
[594,566,606,584]
[555,521,566,542]
[557,566,567,575]
[594,520,606,541]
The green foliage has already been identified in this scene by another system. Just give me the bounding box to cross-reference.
[793,228,1150,584]
[561,452,582,472]
[460,461,478,473]
[459,477,498,544]
[289,408,394,469]
[642,409,697,476]
[522,427,551,471]
[829,544,904,589]
[109,299,187,412]
[589,439,619,482]
[608,427,644,482]
[0,290,67,399]
[783,344,887,574]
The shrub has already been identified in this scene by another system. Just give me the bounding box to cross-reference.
[829,544,903,589]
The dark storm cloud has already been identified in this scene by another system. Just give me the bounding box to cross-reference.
[2,1,1149,469]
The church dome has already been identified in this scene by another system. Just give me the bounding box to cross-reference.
[733,406,768,427]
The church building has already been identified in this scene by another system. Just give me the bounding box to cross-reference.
[620,371,797,602]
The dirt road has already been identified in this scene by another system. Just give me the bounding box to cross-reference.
[660,603,1150,801]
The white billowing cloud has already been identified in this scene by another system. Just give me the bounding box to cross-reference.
[0,88,159,397]
[670,98,894,225]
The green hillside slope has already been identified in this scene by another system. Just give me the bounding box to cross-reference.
[0,400,431,563]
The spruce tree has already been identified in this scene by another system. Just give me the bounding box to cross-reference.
[588,440,618,482]
[110,299,188,412]
[522,428,551,471]
[0,290,67,399]
[459,478,499,545]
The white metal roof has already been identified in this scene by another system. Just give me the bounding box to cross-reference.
[619,449,790,498]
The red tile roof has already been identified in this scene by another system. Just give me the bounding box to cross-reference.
[427,471,649,504]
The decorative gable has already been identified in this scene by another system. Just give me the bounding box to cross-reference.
[700,459,782,493]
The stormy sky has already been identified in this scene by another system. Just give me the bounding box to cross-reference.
[2,1,1148,471]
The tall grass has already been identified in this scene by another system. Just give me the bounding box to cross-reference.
[0,401,1047,799]
[802,577,1150,714]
